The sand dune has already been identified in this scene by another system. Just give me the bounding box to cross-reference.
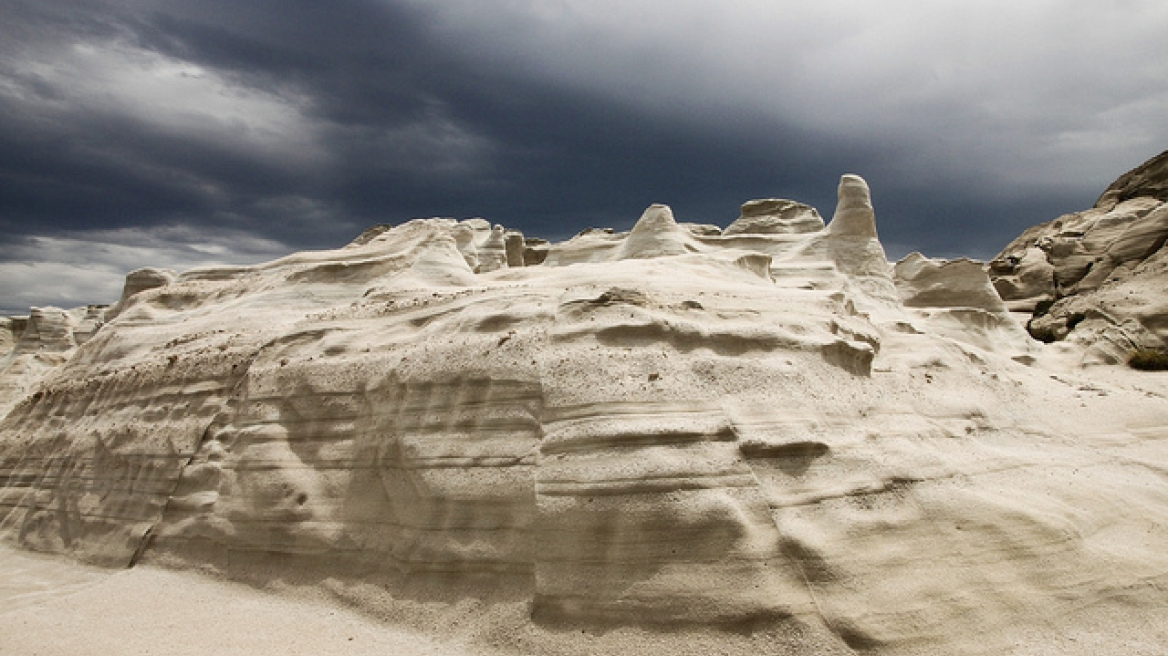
[2,168,1168,655]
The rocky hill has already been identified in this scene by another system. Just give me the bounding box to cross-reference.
[1,173,1167,656]
[989,149,1168,364]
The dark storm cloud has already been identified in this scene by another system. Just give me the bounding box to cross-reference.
[2,0,1167,312]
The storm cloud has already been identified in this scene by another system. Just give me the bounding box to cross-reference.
[2,0,1167,312]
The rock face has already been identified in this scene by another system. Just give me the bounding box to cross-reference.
[827,174,878,239]
[990,149,1168,363]
[0,305,108,418]
[724,199,825,235]
[892,254,1031,354]
[615,203,699,260]
[895,254,1006,311]
[2,174,1168,654]
[1096,148,1168,207]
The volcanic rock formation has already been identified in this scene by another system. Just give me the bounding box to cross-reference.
[2,172,1168,655]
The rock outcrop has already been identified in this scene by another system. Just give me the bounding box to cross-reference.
[1,174,1167,655]
[1096,148,1168,208]
[990,149,1168,363]
[724,199,825,235]
[895,255,1006,311]
[893,254,1031,355]
[0,305,109,417]
[0,317,19,357]
[614,203,700,260]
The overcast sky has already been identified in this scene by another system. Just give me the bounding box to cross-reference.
[2,0,1166,314]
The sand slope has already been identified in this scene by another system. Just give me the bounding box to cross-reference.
[0,544,477,656]
[1,174,1168,655]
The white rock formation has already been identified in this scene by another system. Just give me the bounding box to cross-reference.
[0,318,17,358]
[894,253,1032,355]
[827,174,878,239]
[0,305,109,417]
[477,224,509,272]
[1,174,1167,656]
[990,149,1168,363]
[614,203,700,260]
[724,199,824,235]
[786,173,899,305]
[895,254,1007,311]
[107,268,176,320]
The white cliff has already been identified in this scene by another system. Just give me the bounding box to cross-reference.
[0,174,1166,656]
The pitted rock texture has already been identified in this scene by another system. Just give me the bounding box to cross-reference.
[990,149,1168,363]
[1,175,1168,655]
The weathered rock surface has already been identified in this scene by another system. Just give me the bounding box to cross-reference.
[990,149,1168,363]
[896,254,1006,311]
[893,253,1031,355]
[0,305,109,418]
[1096,148,1168,208]
[725,199,825,235]
[1,174,1167,655]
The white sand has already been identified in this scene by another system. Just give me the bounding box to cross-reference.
[0,544,479,656]
[4,542,1168,656]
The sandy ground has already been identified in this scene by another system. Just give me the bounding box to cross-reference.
[5,545,1168,656]
[0,544,853,656]
[0,545,480,656]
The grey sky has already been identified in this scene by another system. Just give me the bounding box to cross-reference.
[2,0,1166,313]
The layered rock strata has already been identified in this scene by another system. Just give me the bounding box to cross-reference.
[0,305,108,418]
[1,175,1167,654]
[990,149,1168,362]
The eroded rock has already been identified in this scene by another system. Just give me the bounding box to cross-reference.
[725,199,825,235]
[990,148,1168,358]
[1,173,1167,656]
